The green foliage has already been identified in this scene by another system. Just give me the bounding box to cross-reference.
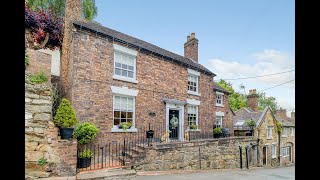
[37,157,47,166]
[258,92,279,112]
[53,98,78,128]
[73,122,99,145]
[119,122,133,131]
[82,0,97,21]
[27,0,97,21]
[276,121,282,134]
[245,119,256,128]
[28,71,48,84]
[25,51,29,70]
[79,149,92,159]
[217,79,247,111]
[213,127,222,134]
[190,123,197,130]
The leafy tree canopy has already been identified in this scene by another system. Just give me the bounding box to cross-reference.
[26,0,98,21]
[216,79,279,112]
[217,79,247,112]
[258,92,279,112]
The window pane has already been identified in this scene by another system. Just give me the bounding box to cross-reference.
[115,62,121,68]
[127,119,133,123]
[115,52,121,63]
[122,70,128,77]
[121,97,127,110]
[127,56,134,66]
[127,112,133,118]
[114,118,120,125]
[128,71,134,78]
[127,98,133,111]
[114,111,120,118]
[114,96,120,110]
[115,68,121,75]
[121,112,126,118]
[128,65,134,71]
[122,64,128,69]
[121,118,126,123]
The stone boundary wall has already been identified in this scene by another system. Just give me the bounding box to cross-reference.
[135,137,256,171]
[25,79,77,179]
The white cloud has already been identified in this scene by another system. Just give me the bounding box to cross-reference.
[207,49,295,115]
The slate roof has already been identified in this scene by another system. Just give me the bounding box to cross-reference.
[213,82,230,94]
[233,107,263,130]
[274,115,295,127]
[73,21,216,76]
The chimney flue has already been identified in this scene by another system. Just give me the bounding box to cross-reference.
[247,89,259,112]
[184,32,199,62]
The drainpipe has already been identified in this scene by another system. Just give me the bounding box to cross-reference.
[278,132,281,166]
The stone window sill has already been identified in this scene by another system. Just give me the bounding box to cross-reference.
[111,127,138,133]
[188,91,201,96]
[113,75,138,84]
[215,104,224,107]
[187,129,201,132]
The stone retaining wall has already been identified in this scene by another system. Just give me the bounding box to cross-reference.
[135,137,256,171]
[25,79,77,179]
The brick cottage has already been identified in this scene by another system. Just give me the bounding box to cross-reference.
[60,2,233,144]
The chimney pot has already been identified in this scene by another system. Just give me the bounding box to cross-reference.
[191,32,195,39]
[187,35,190,41]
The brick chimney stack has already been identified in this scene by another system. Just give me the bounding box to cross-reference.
[275,107,287,120]
[184,32,199,63]
[60,0,82,99]
[247,89,259,112]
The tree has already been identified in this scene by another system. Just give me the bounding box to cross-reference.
[258,92,279,112]
[26,0,97,21]
[217,79,247,112]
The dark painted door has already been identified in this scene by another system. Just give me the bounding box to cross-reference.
[289,147,292,162]
[263,147,267,165]
[169,110,179,139]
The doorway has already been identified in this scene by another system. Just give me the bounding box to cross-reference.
[169,109,180,140]
[262,146,267,165]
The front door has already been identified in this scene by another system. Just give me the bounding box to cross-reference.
[169,109,179,140]
[289,147,292,162]
[262,147,267,165]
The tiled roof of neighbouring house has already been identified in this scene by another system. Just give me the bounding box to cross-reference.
[213,82,230,94]
[274,115,295,127]
[73,21,216,76]
[233,107,264,130]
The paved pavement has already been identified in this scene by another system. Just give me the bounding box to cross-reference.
[133,166,295,180]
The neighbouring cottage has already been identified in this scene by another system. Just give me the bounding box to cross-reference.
[233,89,279,167]
[58,1,233,145]
[213,82,235,135]
[274,108,295,166]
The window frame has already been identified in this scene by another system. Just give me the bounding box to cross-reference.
[112,94,137,132]
[271,144,277,158]
[187,105,199,130]
[282,127,287,137]
[187,68,201,96]
[113,44,138,83]
[267,126,273,139]
[215,92,224,107]
[215,115,223,128]
[282,147,290,157]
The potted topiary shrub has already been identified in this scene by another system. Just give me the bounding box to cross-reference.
[118,122,133,131]
[190,123,197,130]
[73,122,99,145]
[78,149,92,168]
[53,98,78,139]
[213,127,222,138]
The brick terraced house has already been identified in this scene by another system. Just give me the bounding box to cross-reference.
[62,19,235,144]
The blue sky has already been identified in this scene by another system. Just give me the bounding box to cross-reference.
[94,0,295,115]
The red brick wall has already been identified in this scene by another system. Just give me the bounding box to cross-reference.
[26,48,51,78]
[68,29,233,144]
[214,94,234,135]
